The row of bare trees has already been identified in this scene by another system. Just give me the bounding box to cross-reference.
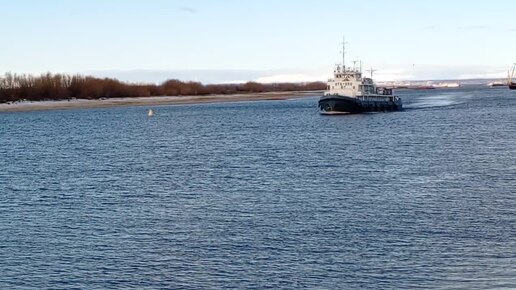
[0,72,325,103]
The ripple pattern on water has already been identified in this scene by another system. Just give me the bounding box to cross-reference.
[1,87,516,289]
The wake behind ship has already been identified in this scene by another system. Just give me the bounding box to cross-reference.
[318,40,402,114]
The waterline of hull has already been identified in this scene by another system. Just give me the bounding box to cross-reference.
[319,95,402,114]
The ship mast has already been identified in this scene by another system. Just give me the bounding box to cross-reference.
[341,36,347,71]
[367,67,377,79]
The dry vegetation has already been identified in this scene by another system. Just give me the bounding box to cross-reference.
[0,72,325,103]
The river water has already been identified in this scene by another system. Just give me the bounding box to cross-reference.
[1,86,515,289]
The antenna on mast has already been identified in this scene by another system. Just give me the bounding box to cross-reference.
[367,67,377,79]
[340,36,348,71]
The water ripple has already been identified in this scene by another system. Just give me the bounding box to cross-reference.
[1,87,516,289]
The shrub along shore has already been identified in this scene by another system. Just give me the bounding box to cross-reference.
[0,72,325,103]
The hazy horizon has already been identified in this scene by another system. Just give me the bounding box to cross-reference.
[81,65,510,84]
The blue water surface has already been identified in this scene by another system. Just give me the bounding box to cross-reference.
[1,86,515,289]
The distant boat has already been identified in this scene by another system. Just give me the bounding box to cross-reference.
[508,64,516,90]
[432,82,460,88]
[148,109,154,117]
[487,81,506,87]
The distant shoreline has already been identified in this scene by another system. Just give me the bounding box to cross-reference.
[0,91,321,113]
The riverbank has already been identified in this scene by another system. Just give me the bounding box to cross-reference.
[0,91,320,113]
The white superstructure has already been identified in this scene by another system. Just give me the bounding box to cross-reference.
[325,65,380,98]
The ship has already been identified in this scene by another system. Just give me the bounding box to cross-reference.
[318,39,402,114]
[508,63,516,89]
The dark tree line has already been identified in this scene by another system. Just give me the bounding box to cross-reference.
[0,72,325,103]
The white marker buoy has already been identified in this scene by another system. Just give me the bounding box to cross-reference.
[148,109,154,117]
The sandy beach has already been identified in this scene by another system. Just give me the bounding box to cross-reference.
[0,91,320,113]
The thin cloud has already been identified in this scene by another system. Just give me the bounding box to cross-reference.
[180,7,197,14]
[421,25,439,30]
[457,25,490,30]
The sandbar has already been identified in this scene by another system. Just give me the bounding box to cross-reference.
[0,91,320,113]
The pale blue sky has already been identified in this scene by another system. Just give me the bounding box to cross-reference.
[1,0,515,82]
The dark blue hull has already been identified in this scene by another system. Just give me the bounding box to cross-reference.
[318,95,402,114]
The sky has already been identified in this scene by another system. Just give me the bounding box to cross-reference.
[1,0,516,83]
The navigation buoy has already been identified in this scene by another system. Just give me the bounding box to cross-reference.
[147,109,154,117]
